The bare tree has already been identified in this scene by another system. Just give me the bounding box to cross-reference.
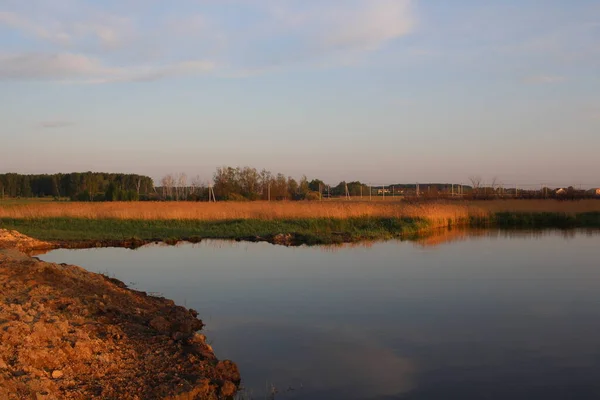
[490,177,500,198]
[469,175,482,197]
[161,174,175,199]
[176,173,187,201]
[191,175,203,197]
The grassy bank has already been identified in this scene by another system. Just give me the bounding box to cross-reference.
[1,199,600,245]
[1,212,600,246]
[0,217,435,245]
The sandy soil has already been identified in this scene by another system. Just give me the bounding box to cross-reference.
[0,230,239,399]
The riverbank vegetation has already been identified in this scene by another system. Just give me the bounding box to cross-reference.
[1,200,599,245]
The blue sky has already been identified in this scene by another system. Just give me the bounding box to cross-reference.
[1,0,599,186]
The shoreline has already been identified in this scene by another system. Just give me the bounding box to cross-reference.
[2,211,600,250]
[0,231,240,399]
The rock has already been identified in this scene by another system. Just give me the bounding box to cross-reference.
[216,360,241,383]
[51,370,63,379]
[221,380,237,397]
[149,316,171,333]
[272,233,294,245]
[190,333,206,344]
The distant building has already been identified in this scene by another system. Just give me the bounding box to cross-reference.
[556,188,567,195]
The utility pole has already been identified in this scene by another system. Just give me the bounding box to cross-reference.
[345,182,350,200]
[369,185,372,201]
[208,185,216,202]
[382,185,385,200]
[268,183,271,202]
[416,183,420,197]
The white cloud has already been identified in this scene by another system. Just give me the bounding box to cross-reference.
[319,0,415,51]
[262,0,415,61]
[0,53,215,83]
[0,10,134,49]
[0,53,104,80]
[0,0,416,83]
[0,11,71,45]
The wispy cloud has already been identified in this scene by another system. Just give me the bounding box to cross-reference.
[269,0,414,52]
[0,10,133,49]
[0,53,215,83]
[0,0,416,83]
[0,11,71,45]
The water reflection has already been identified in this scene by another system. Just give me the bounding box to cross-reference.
[39,230,600,399]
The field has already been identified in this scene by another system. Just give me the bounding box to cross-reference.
[1,199,599,245]
[2,199,600,220]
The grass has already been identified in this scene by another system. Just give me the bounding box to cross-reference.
[0,200,478,220]
[1,200,599,245]
[0,217,433,244]
[1,199,599,220]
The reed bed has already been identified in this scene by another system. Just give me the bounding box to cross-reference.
[0,200,480,223]
[1,200,598,223]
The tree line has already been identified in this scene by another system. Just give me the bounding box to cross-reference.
[0,173,154,201]
[158,167,343,201]
[156,167,471,201]
[5,168,593,202]
[0,168,467,202]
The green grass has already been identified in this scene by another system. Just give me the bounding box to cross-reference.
[0,217,433,245]
[2,212,600,246]
[0,197,68,205]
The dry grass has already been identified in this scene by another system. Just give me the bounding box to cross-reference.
[1,199,599,223]
[0,200,477,223]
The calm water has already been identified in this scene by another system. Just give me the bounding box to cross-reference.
[40,230,600,399]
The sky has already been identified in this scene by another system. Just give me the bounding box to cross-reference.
[1,0,599,186]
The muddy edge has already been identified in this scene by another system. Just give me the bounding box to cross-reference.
[0,229,240,400]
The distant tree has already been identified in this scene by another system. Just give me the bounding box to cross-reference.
[469,175,482,198]
[161,174,175,199]
[309,179,325,193]
[287,177,299,199]
[298,176,310,199]
[105,182,118,201]
[239,167,261,200]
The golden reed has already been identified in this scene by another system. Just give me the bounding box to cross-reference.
[1,200,598,223]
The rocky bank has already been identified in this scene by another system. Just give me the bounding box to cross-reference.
[0,230,239,399]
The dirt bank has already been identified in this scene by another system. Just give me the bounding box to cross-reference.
[0,230,239,399]
[0,229,56,253]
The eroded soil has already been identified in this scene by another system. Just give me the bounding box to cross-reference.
[0,230,239,399]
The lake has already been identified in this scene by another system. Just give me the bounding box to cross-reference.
[39,230,600,399]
